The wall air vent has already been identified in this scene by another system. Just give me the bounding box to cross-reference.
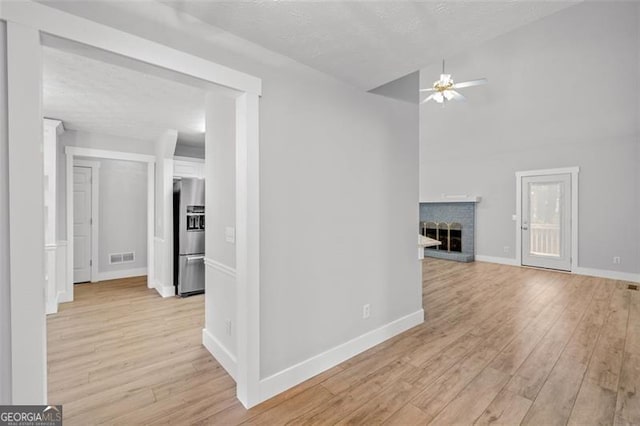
[109,252,135,264]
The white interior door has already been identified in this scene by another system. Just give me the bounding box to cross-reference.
[521,173,571,271]
[73,166,92,283]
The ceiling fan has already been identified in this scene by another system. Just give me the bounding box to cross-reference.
[420,60,487,104]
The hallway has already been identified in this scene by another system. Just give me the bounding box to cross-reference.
[47,277,232,424]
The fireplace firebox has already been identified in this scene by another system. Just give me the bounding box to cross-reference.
[419,201,476,262]
[421,222,462,253]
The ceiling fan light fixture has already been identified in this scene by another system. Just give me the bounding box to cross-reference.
[421,59,487,105]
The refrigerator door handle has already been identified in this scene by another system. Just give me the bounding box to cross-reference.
[186,255,204,263]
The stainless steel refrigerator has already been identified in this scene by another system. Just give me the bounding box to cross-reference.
[173,178,205,296]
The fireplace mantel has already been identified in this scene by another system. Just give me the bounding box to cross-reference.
[421,195,481,203]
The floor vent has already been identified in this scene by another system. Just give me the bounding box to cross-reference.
[109,252,135,264]
[628,284,638,291]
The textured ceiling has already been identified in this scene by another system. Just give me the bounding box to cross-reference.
[162,1,578,90]
[43,46,206,145]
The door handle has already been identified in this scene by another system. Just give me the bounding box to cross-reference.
[186,255,204,263]
[521,226,529,231]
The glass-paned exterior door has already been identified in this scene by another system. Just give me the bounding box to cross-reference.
[522,173,571,271]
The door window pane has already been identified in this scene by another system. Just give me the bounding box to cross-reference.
[529,182,561,257]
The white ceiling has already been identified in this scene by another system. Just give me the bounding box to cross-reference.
[43,46,206,145]
[162,1,578,90]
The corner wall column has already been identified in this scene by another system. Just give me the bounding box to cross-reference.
[7,21,47,404]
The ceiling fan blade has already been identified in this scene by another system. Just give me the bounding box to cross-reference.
[449,90,466,101]
[419,88,436,92]
[452,78,488,89]
[421,93,436,104]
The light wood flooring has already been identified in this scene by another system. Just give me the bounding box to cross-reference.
[48,259,640,425]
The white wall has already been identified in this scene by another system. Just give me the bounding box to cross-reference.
[75,157,148,275]
[204,93,237,369]
[419,2,640,275]
[206,95,236,270]
[34,1,422,394]
[153,129,177,296]
[0,19,11,405]
[259,74,420,378]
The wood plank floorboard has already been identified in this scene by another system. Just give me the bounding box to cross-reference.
[47,260,640,425]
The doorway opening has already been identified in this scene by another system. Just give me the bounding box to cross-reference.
[44,42,223,420]
[516,167,579,272]
[4,1,261,409]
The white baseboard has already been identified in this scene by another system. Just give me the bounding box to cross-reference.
[202,328,237,381]
[154,284,175,298]
[257,309,424,404]
[96,267,147,282]
[57,290,72,303]
[573,267,640,283]
[475,255,519,266]
[476,255,640,283]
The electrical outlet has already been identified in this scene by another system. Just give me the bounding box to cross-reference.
[613,256,621,265]
[362,304,370,319]
[504,246,510,254]
[225,319,232,336]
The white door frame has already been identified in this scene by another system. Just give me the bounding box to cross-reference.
[72,159,100,284]
[2,1,262,407]
[515,167,579,271]
[66,148,155,302]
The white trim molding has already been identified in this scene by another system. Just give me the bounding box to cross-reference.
[55,241,71,304]
[475,255,519,267]
[152,237,174,298]
[96,267,148,282]
[204,257,237,278]
[573,267,640,283]
[174,155,205,164]
[65,146,155,164]
[6,20,47,405]
[147,162,155,290]
[0,0,262,96]
[44,244,58,315]
[203,329,238,381]
[421,195,481,203]
[257,309,424,404]
[154,285,175,298]
[515,167,579,271]
[476,255,640,283]
[234,92,261,408]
